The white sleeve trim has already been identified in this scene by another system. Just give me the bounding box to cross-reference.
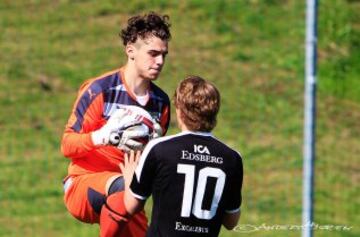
[129,188,148,201]
[225,207,241,214]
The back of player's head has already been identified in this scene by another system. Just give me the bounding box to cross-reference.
[174,76,220,132]
[120,11,171,45]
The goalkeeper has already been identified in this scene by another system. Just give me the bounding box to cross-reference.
[60,12,171,237]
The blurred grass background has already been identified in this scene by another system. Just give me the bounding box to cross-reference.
[0,0,359,236]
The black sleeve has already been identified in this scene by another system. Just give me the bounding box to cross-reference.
[225,155,243,213]
[130,143,157,200]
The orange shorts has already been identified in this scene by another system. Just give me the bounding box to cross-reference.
[63,172,147,236]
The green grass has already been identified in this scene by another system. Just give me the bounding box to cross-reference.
[0,0,359,236]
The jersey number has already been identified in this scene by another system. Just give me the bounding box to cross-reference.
[177,164,226,220]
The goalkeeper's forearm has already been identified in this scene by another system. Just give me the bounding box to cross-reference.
[61,131,97,158]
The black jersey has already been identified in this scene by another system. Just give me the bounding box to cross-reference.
[130,131,243,237]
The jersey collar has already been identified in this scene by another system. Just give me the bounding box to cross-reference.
[179,130,213,137]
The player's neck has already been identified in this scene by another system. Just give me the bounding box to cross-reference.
[123,65,150,96]
[180,125,190,132]
[176,110,190,132]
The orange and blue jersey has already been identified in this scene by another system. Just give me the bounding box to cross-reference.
[61,67,170,176]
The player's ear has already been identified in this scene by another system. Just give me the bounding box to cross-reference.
[125,44,135,60]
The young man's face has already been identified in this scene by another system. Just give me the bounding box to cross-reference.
[131,35,168,80]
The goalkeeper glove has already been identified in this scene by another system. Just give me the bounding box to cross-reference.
[91,108,145,147]
[108,123,149,152]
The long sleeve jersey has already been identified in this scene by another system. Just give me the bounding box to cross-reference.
[61,68,170,176]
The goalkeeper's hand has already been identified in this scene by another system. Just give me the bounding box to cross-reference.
[108,124,149,152]
[109,120,162,152]
[91,108,146,150]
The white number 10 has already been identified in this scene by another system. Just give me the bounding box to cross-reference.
[177,164,226,220]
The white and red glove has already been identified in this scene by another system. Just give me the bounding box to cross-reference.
[91,106,162,151]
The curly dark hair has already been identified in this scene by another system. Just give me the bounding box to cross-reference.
[120,12,171,45]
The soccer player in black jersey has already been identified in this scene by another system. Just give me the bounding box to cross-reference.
[120,76,243,237]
